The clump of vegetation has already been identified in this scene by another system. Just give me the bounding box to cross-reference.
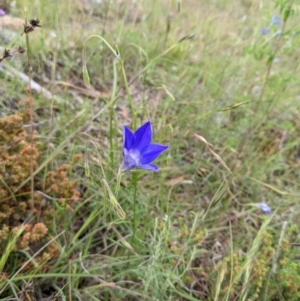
[0,104,80,276]
[209,225,300,301]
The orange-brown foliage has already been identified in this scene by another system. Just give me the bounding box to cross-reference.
[0,104,81,272]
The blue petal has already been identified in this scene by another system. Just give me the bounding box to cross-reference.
[140,144,168,165]
[261,28,270,35]
[123,126,134,151]
[132,121,152,150]
[271,16,281,26]
[139,164,158,172]
[257,202,272,215]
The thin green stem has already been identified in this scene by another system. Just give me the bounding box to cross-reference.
[109,108,114,166]
[82,35,120,86]
[109,58,118,169]
[131,172,138,243]
[119,58,136,128]
[115,168,123,198]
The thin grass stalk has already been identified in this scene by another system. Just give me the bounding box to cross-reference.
[68,260,73,301]
[131,172,138,244]
[0,226,25,273]
[109,58,118,168]
[233,215,273,301]
[24,23,35,211]
[119,52,136,127]
[223,221,234,301]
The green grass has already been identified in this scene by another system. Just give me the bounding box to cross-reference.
[1,0,300,300]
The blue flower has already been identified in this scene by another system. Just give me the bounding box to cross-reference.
[271,16,281,26]
[261,28,270,35]
[261,16,281,36]
[257,202,272,215]
[121,121,168,172]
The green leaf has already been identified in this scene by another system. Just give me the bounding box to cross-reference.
[283,8,291,22]
[82,65,90,86]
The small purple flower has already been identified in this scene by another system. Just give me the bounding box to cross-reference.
[121,121,168,172]
[261,28,270,35]
[0,8,5,16]
[271,16,281,26]
[257,203,272,215]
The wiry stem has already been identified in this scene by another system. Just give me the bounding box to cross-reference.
[132,172,138,243]
[25,25,35,211]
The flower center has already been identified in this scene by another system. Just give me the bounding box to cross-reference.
[122,149,141,170]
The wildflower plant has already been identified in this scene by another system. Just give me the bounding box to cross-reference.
[82,35,169,239]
